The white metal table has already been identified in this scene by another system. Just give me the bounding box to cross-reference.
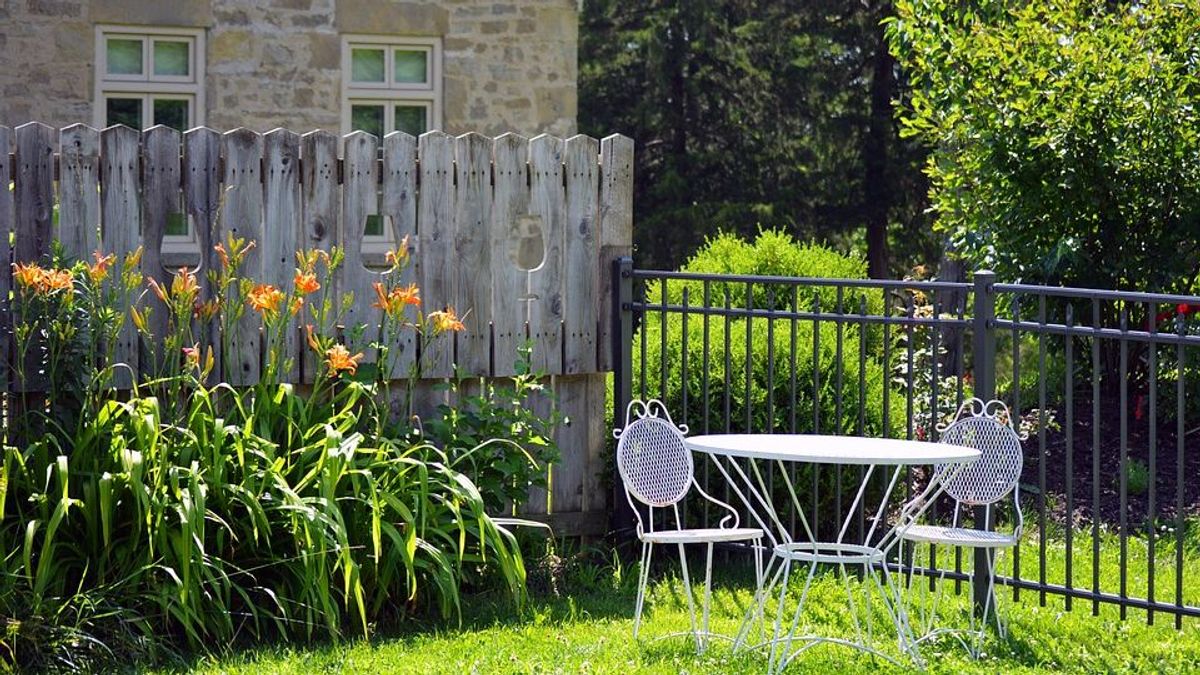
[684,434,980,671]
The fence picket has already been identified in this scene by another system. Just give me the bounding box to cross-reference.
[58,124,101,260]
[142,125,182,369]
[597,134,634,370]
[100,125,142,387]
[183,127,223,382]
[381,132,418,379]
[418,131,456,378]
[563,135,600,374]
[340,131,381,370]
[14,123,55,265]
[454,133,494,376]
[221,128,264,385]
[300,130,339,382]
[491,133,531,377]
[264,129,302,382]
[0,126,12,392]
[528,135,565,375]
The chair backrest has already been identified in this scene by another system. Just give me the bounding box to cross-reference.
[936,398,1024,506]
[615,399,693,508]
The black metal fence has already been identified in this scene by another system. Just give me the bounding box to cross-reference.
[611,257,1200,626]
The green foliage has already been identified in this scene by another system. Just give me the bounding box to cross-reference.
[635,231,896,437]
[420,349,563,514]
[0,242,551,670]
[889,0,1200,294]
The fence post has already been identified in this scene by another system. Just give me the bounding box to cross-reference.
[971,269,997,620]
[610,256,635,537]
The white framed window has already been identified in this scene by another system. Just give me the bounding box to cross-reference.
[342,35,442,253]
[95,26,205,258]
[94,26,206,132]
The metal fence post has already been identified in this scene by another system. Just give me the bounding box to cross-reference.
[610,256,635,537]
[971,269,997,620]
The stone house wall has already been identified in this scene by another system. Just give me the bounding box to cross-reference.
[0,0,577,136]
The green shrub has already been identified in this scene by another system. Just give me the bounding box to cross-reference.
[633,230,898,436]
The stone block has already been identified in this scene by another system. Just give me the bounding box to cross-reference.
[91,0,213,26]
[336,1,449,36]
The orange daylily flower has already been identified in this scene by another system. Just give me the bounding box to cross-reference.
[294,271,320,295]
[393,283,420,307]
[428,307,465,334]
[43,269,74,292]
[88,251,116,283]
[324,344,363,375]
[248,284,285,316]
[289,296,304,316]
[373,281,422,315]
[13,262,44,291]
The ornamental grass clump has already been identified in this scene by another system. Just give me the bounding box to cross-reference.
[0,235,549,671]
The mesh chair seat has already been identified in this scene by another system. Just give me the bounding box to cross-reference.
[641,527,764,545]
[900,524,1016,549]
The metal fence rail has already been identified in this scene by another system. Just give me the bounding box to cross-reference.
[612,258,1200,627]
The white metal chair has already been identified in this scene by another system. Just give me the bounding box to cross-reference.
[896,397,1025,657]
[615,399,765,653]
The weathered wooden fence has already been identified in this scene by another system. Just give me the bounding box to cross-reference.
[0,122,633,535]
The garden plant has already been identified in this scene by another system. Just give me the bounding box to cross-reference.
[0,235,559,671]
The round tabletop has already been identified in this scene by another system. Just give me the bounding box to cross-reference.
[684,434,979,465]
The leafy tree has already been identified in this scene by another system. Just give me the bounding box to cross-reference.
[579,0,936,275]
[888,0,1200,295]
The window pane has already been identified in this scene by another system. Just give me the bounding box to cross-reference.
[107,38,143,75]
[364,215,384,237]
[351,48,386,83]
[106,97,143,128]
[154,40,190,77]
[350,104,385,138]
[394,50,427,84]
[394,105,427,136]
[153,98,189,131]
[165,212,189,236]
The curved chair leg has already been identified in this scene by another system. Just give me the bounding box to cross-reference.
[633,541,654,640]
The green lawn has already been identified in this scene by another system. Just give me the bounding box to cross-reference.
[160,530,1200,674]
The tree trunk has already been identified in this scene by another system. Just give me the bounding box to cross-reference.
[864,7,895,279]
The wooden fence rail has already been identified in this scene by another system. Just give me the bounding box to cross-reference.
[0,122,634,534]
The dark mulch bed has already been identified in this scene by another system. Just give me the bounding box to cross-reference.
[1020,393,1200,528]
